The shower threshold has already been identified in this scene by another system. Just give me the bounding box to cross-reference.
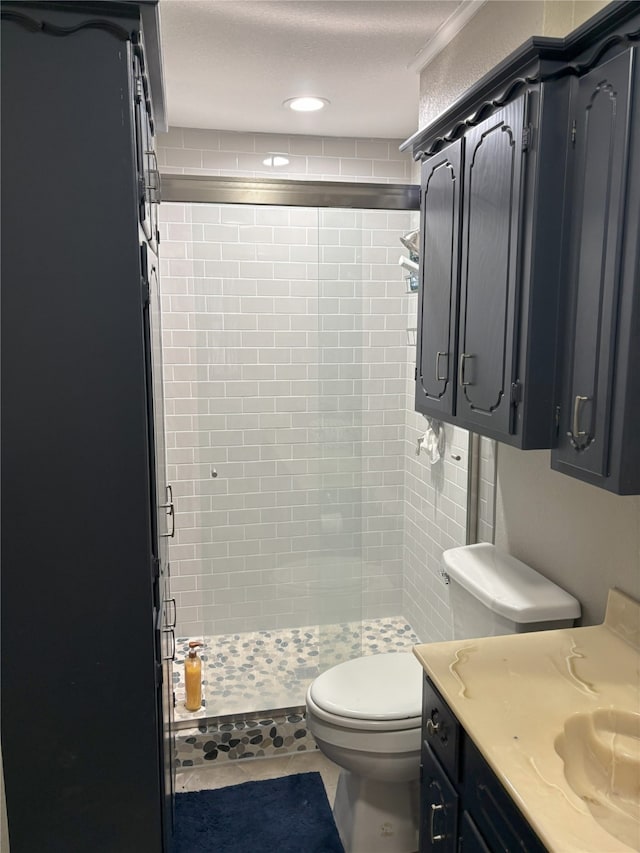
[173,615,420,724]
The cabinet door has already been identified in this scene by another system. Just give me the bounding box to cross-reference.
[553,50,634,479]
[458,812,490,853]
[457,97,525,438]
[415,140,462,418]
[421,744,459,852]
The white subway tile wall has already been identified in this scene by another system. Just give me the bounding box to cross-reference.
[160,201,416,638]
[157,128,413,184]
[157,129,493,643]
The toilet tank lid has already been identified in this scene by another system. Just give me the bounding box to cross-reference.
[442,543,581,623]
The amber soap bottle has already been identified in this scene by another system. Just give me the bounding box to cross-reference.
[184,641,203,711]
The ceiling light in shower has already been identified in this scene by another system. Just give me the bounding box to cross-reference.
[262,154,290,167]
[283,96,330,112]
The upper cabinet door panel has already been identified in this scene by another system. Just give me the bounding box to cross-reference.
[415,140,462,418]
[457,97,525,437]
[556,50,633,477]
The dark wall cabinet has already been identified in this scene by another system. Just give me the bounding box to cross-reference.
[1,3,173,852]
[420,677,547,853]
[410,3,640,490]
[416,85,570,449]
[551,48,640,494]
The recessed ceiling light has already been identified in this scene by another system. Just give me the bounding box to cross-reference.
[262,154,290,167]
[283,96,330,113]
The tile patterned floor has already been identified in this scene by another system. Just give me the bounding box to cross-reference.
[174,616,420,721]
[175,750,342,807]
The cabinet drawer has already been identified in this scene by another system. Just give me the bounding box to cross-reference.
[423,676,461,782]
[463,738,547,852]
[421,743,459,853]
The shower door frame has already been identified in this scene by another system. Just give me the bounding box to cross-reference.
[160,173,419,211]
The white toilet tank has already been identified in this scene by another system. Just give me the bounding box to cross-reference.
[442,543,581,639]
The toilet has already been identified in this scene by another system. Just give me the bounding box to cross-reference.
[305,544,581,853]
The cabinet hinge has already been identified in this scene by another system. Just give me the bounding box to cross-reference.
[156,662,163,688]
[555,405,561,437]
[173,691,177,709]
[571,119,577,146]
[521,124,532,152]
[510,381,522,405]
[141,277,150,307]
[414,367,418,381]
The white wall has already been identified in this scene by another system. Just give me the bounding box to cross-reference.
[419,0,639,628]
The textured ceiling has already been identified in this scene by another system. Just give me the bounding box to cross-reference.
[159,0,464,137]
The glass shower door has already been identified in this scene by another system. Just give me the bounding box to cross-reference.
[313,208,365,672]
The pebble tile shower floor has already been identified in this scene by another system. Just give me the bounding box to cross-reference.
[173,616,419,767]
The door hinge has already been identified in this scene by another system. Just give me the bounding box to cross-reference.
[414,366,418,381]
[555,405,561,437]
[156,662,163,687]
[571,119,577,146]
[141,277,150,307]
[521,124,533,151]
[510,381,522,405]
[151,556,160,581]
[173,691,177,709]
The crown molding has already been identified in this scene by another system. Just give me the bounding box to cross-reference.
[407,0,489,74]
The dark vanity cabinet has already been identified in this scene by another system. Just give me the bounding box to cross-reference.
[410,3,640,486]
[420,677,547,853]
[551,47,640,494]
[1,3,174,852]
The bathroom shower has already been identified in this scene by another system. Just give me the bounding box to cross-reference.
[157,176,469,769]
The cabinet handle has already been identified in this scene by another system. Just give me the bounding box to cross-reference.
[435,351,448,382]
[167,597,177,629]
[163,626,175,661]
[567,394,591,449]
[572,394,590,438]
[430,803,445,843]
[145,149,161,202]
[459,353,472,387]
[160,484,175,538]
[426,718,441,736]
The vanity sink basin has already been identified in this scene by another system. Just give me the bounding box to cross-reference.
[555,709,640,849]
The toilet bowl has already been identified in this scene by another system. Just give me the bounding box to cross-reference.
[306,652,422,853]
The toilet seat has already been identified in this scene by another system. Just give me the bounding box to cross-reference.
[307,652,422,732]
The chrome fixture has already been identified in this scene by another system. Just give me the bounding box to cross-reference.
[399,228,420,292]
[400,228,420,255]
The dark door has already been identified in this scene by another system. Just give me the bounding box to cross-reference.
[415,140,463,418]
[457,97,525,438]
[553,50,634,477]
[142,243,175,844]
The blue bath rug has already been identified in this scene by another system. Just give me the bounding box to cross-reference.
[173,771,345,853]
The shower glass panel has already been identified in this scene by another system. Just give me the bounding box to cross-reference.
[161,198,418,719]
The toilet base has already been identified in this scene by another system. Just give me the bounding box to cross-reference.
[332,768,419,853]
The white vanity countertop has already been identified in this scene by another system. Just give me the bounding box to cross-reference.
[413,588,640,853]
